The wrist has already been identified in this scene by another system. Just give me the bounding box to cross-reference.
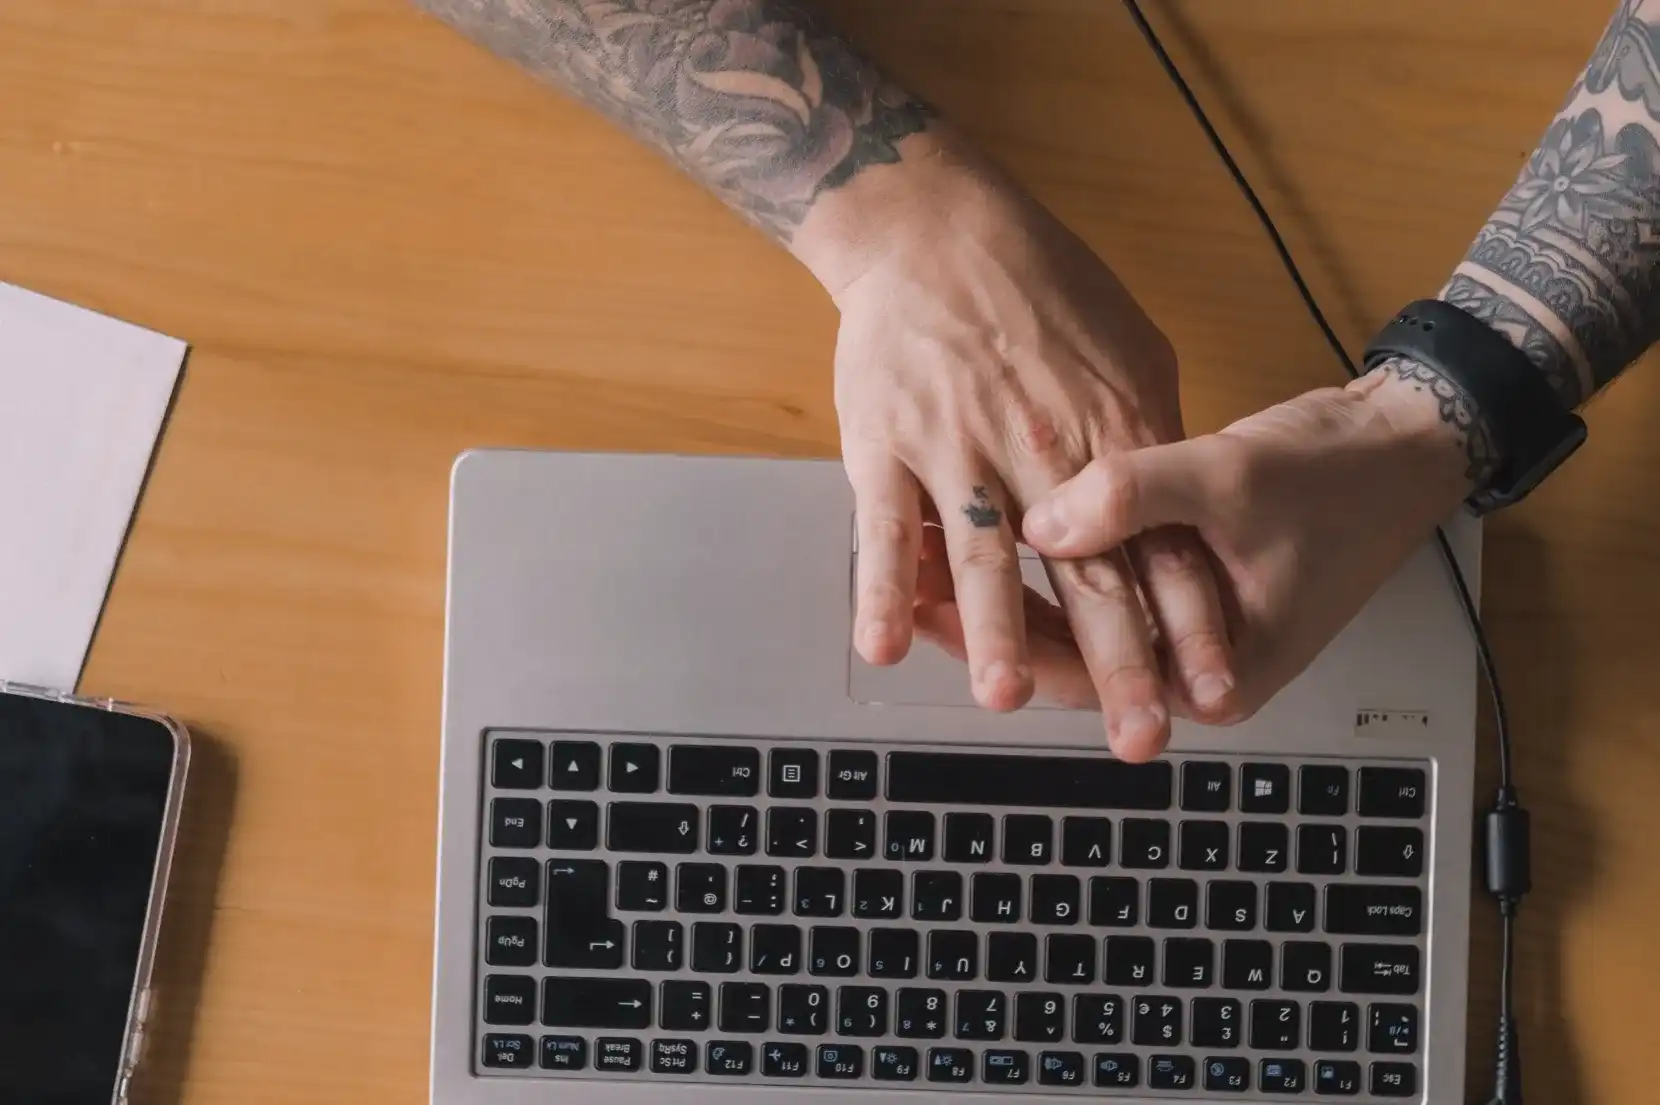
[1346,357,1496,511]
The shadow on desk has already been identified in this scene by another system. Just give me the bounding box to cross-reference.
[131,729,238,1105]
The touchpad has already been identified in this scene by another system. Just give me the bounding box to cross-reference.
[847,545,1077,709]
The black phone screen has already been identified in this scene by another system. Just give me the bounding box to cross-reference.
[0,693,180,1105]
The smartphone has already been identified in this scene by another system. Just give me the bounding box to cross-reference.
[0,683,190,1105]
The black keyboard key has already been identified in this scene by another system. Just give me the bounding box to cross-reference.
[1094,1052,1140,1087]
[1105,935,1156,987]
[1191,996,1242,1048]
[1181,760,1231,811]
[1073,994,1125,1044]
[886,751,1172,809]
[984,1048,1030,1084]
[762,1041,808,1077]
[1089,876,1140,926]
[868,928,919,979]
[987,932,1038,983]
[489,798,542,849]
[486,916,538,967]
[651,1038,698,1074]
[886,810,936,861]
[691,922,742,973]
[1239,822,1290,873]
[766,807,817,858]
[1316,1058,1363,1094]
[854,868,904,919]
[943,812,995,863]
[1260,1057,1308,1093]
[491,738,545,790]
[539,1034,586,1070]
[1180,820,1230,871]
[827,750,879,799]
[607,802,699,854]
[677,863,727,913]
[1120,819,1171,868]
[705,1040,753,1076]
[1310,1000,1361,1051]
[1223,939,1274,990]
[1370,1061,1418,1096]
[1356,826,1425,878]
[777,984,828,1035]
[927,930,978,980]
[1132,995,1183,1046]
[1206,1055,1251,1092]
[1340,944,1421,994]
[549,741,601,791]
[1002,814,1053,864]
[955,990,1008,1040]
[1148,878,1199,928]
[1357,767,1426,818]
[1300,764,1349,815]
[1208,881,1257,931]
[825,808,876,860]
[483,976,536,1025]
[609,743,659,793]
[897,988,948,1038]
[817,1043,863,1079]
[1031,874,1081,925]
[1149,1054,1196,1090]
[544,860,624,969]
[1061,816,1113,867]
[594,1037,643,1071]
[547,800,600,850]
[1266,882,1317,932]
[480,1033,535,1069]
[793,867,845,917]
[1239,762,1290,814]
[734,865,786,915]
[972,872,1022,923]
[1283,941,1334,992]
[542,977,651,1029]
[873,1045,919,1081]
[810,926,860,976]
[1250,1000,1300,1049]
[1039,1050,1085,1086]
[837,986,889,1036]
[928,1047,974,1082]
[707,805,758,856]
[487,857,539,908]
[1015,992,1066,1043]
[660,980,711,1031]
[1046,933,1096,984]
[749,924,801,975]
[1163,937,1214,988]
[1298,823,1348,875]
[668,744,760,797]
[1368,1003,1418,1053]
[768,747,819,798]
[616,860,668,912]
[633,921,683,970]
[719,982,770,1033]
[912,871,963,921]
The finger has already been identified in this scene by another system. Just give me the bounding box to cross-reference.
[916,523,953,606]
[848,456,923,665]
[915,592,1099,710]
[1129,527,1238,720]
[934,476,1033,711]
[1022,442,1211,559]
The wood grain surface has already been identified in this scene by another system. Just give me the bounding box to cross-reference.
[1,1,1655,1102]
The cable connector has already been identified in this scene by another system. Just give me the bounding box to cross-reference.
[1484,785,1530,1105]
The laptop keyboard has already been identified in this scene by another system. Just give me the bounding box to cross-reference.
[474,734,1429,1097]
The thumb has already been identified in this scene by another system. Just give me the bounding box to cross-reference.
[1022,440,1213,558]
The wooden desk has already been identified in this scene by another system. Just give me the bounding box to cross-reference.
[2,1,1655,1101]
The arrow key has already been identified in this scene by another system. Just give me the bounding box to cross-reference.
[610,743,661,793]
[550,741,602,791]
[491,738,545,790]
[547,800,599,850]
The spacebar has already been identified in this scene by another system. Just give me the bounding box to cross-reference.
[886,751,1172,810]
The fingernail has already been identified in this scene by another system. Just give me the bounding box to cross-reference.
[1117,704,1168,746]
[1023,502,1067,545]
[864,620,895,648]
[1190,672,1234,711]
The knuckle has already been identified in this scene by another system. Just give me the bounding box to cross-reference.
[1141,538,1207,584]
[863,515,914,552]
[1054,557,1134,605]
[955,542,1020,576]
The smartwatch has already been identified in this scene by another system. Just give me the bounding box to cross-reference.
[1362,298,1587,515]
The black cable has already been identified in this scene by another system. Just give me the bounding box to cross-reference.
[1121,3,1528,1102]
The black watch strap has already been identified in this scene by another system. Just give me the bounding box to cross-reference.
[1363,298,1587,515]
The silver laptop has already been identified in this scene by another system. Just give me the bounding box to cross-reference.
[430,449,1479,1104]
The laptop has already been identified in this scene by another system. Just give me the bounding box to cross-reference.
[430,449,1479,1103]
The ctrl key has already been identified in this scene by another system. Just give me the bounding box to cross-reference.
[595,1037,643,1073]
[480,1034,534,1070]
[539,1036,586,1071]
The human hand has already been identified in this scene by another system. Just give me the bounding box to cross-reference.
[935,363,1484,731]
[791,136,1236,755]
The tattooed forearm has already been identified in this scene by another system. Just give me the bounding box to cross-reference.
[411,0,935,242]
[1368,355,1501,485]
[1446,0,1660,407]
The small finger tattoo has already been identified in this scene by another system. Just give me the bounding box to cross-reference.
[962,485,1002,529]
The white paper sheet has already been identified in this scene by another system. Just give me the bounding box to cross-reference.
[0,282,187,691]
